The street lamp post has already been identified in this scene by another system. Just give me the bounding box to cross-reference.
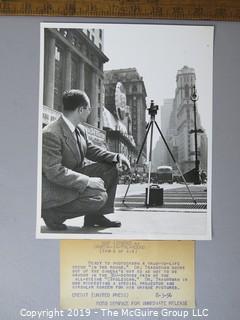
[190,85,203,185]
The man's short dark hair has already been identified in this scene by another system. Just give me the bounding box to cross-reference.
[62,89,89,111]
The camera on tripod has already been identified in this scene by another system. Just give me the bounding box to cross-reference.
[122,98,197,207]
[148,100,159,117]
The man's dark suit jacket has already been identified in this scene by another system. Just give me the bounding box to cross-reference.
[42,116,116,209]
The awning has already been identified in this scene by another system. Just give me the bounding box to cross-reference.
[103,107,127,135]
[103,107,127,134]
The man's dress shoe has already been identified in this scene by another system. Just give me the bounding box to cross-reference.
[42,209,67,231]
[84,215,121,228]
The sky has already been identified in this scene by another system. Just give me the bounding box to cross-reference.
[102,24,214,147]
[53,22,214,149]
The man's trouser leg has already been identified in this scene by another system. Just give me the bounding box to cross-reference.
[42,162,118,223]
[42,188,108,222]
[79,162,118,215]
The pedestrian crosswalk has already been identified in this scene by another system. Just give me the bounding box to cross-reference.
[115,185,207,211]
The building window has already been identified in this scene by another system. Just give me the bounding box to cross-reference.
[91,35,95,43]
[132,85,137,92]
[133,96,137,107]
[71,58,78,89]
[98,121,100,128]
[54,46,63,111]
[98,93,101,104]
[99,29,102,39]
[185,84,189,98]
[110,87,115,96]
[99,43,102,51]
[98,78,101,89]
[98,107,101,117]
[87,30,90,38]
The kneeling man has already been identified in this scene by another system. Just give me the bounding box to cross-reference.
[42,89,130,231]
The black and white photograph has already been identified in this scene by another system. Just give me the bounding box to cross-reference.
[36,22,213,239]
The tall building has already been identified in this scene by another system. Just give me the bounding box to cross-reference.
[152,99,174,169]
[167,66,208,174]
[165,99,179,169]
[104,68,147,164]
[43,28,107,129]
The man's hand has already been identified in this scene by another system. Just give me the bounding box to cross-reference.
[118,154,131,171]
[87,177,106,191]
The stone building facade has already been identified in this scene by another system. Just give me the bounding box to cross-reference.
[43,27,107,129]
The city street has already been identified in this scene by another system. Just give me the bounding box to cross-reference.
[40,183,209,239]
[116,183,207,210]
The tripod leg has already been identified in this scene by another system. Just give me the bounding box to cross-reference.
[175,163,197,204]
[154,121,197,204]
[122,121,153,204]
[136,121,152,164]
[146,118,154,208]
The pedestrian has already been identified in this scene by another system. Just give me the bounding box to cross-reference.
[42,89,130,230]
[200,170,207,184]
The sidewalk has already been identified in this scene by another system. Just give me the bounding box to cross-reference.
[40,183,210,240]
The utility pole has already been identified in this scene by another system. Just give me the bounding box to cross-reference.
[190,85,203,184]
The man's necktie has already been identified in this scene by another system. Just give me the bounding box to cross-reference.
[75,127,84,161]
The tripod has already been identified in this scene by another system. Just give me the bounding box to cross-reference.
[122,100,197,207]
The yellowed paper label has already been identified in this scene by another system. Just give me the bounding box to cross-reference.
[60,240,195,309]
